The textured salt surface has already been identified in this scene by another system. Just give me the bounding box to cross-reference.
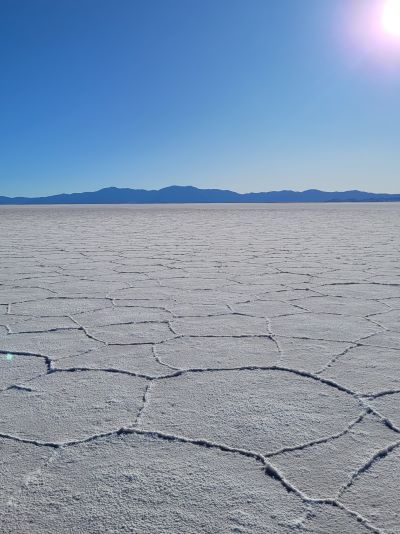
[0,203,400,533]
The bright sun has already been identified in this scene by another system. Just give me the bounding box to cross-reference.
[382,0,400,36]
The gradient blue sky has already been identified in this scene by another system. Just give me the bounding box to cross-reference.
[1,0,400,196]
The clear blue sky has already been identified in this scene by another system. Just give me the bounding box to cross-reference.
[1,0,400,196]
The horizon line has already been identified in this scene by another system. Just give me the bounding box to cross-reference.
[2,184,400,200]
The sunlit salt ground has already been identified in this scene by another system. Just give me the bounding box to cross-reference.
[0,203,400,533]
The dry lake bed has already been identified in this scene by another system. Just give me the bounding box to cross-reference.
[1,203,400,534]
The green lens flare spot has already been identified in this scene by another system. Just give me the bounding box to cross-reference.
[5,353,14,361]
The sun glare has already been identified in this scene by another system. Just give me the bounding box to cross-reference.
[382,0,400,36]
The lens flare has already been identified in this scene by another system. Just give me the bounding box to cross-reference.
[382,0,400,36]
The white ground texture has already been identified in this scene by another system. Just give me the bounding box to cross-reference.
[0,203,400,534]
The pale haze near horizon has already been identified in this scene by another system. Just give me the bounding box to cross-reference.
[1,0,400,197]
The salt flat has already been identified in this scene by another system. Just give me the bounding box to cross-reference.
[0,203,400,533]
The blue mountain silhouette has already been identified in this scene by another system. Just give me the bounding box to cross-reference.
[1,186,400,204]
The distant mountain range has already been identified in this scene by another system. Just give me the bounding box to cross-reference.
[1,186,400,204]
